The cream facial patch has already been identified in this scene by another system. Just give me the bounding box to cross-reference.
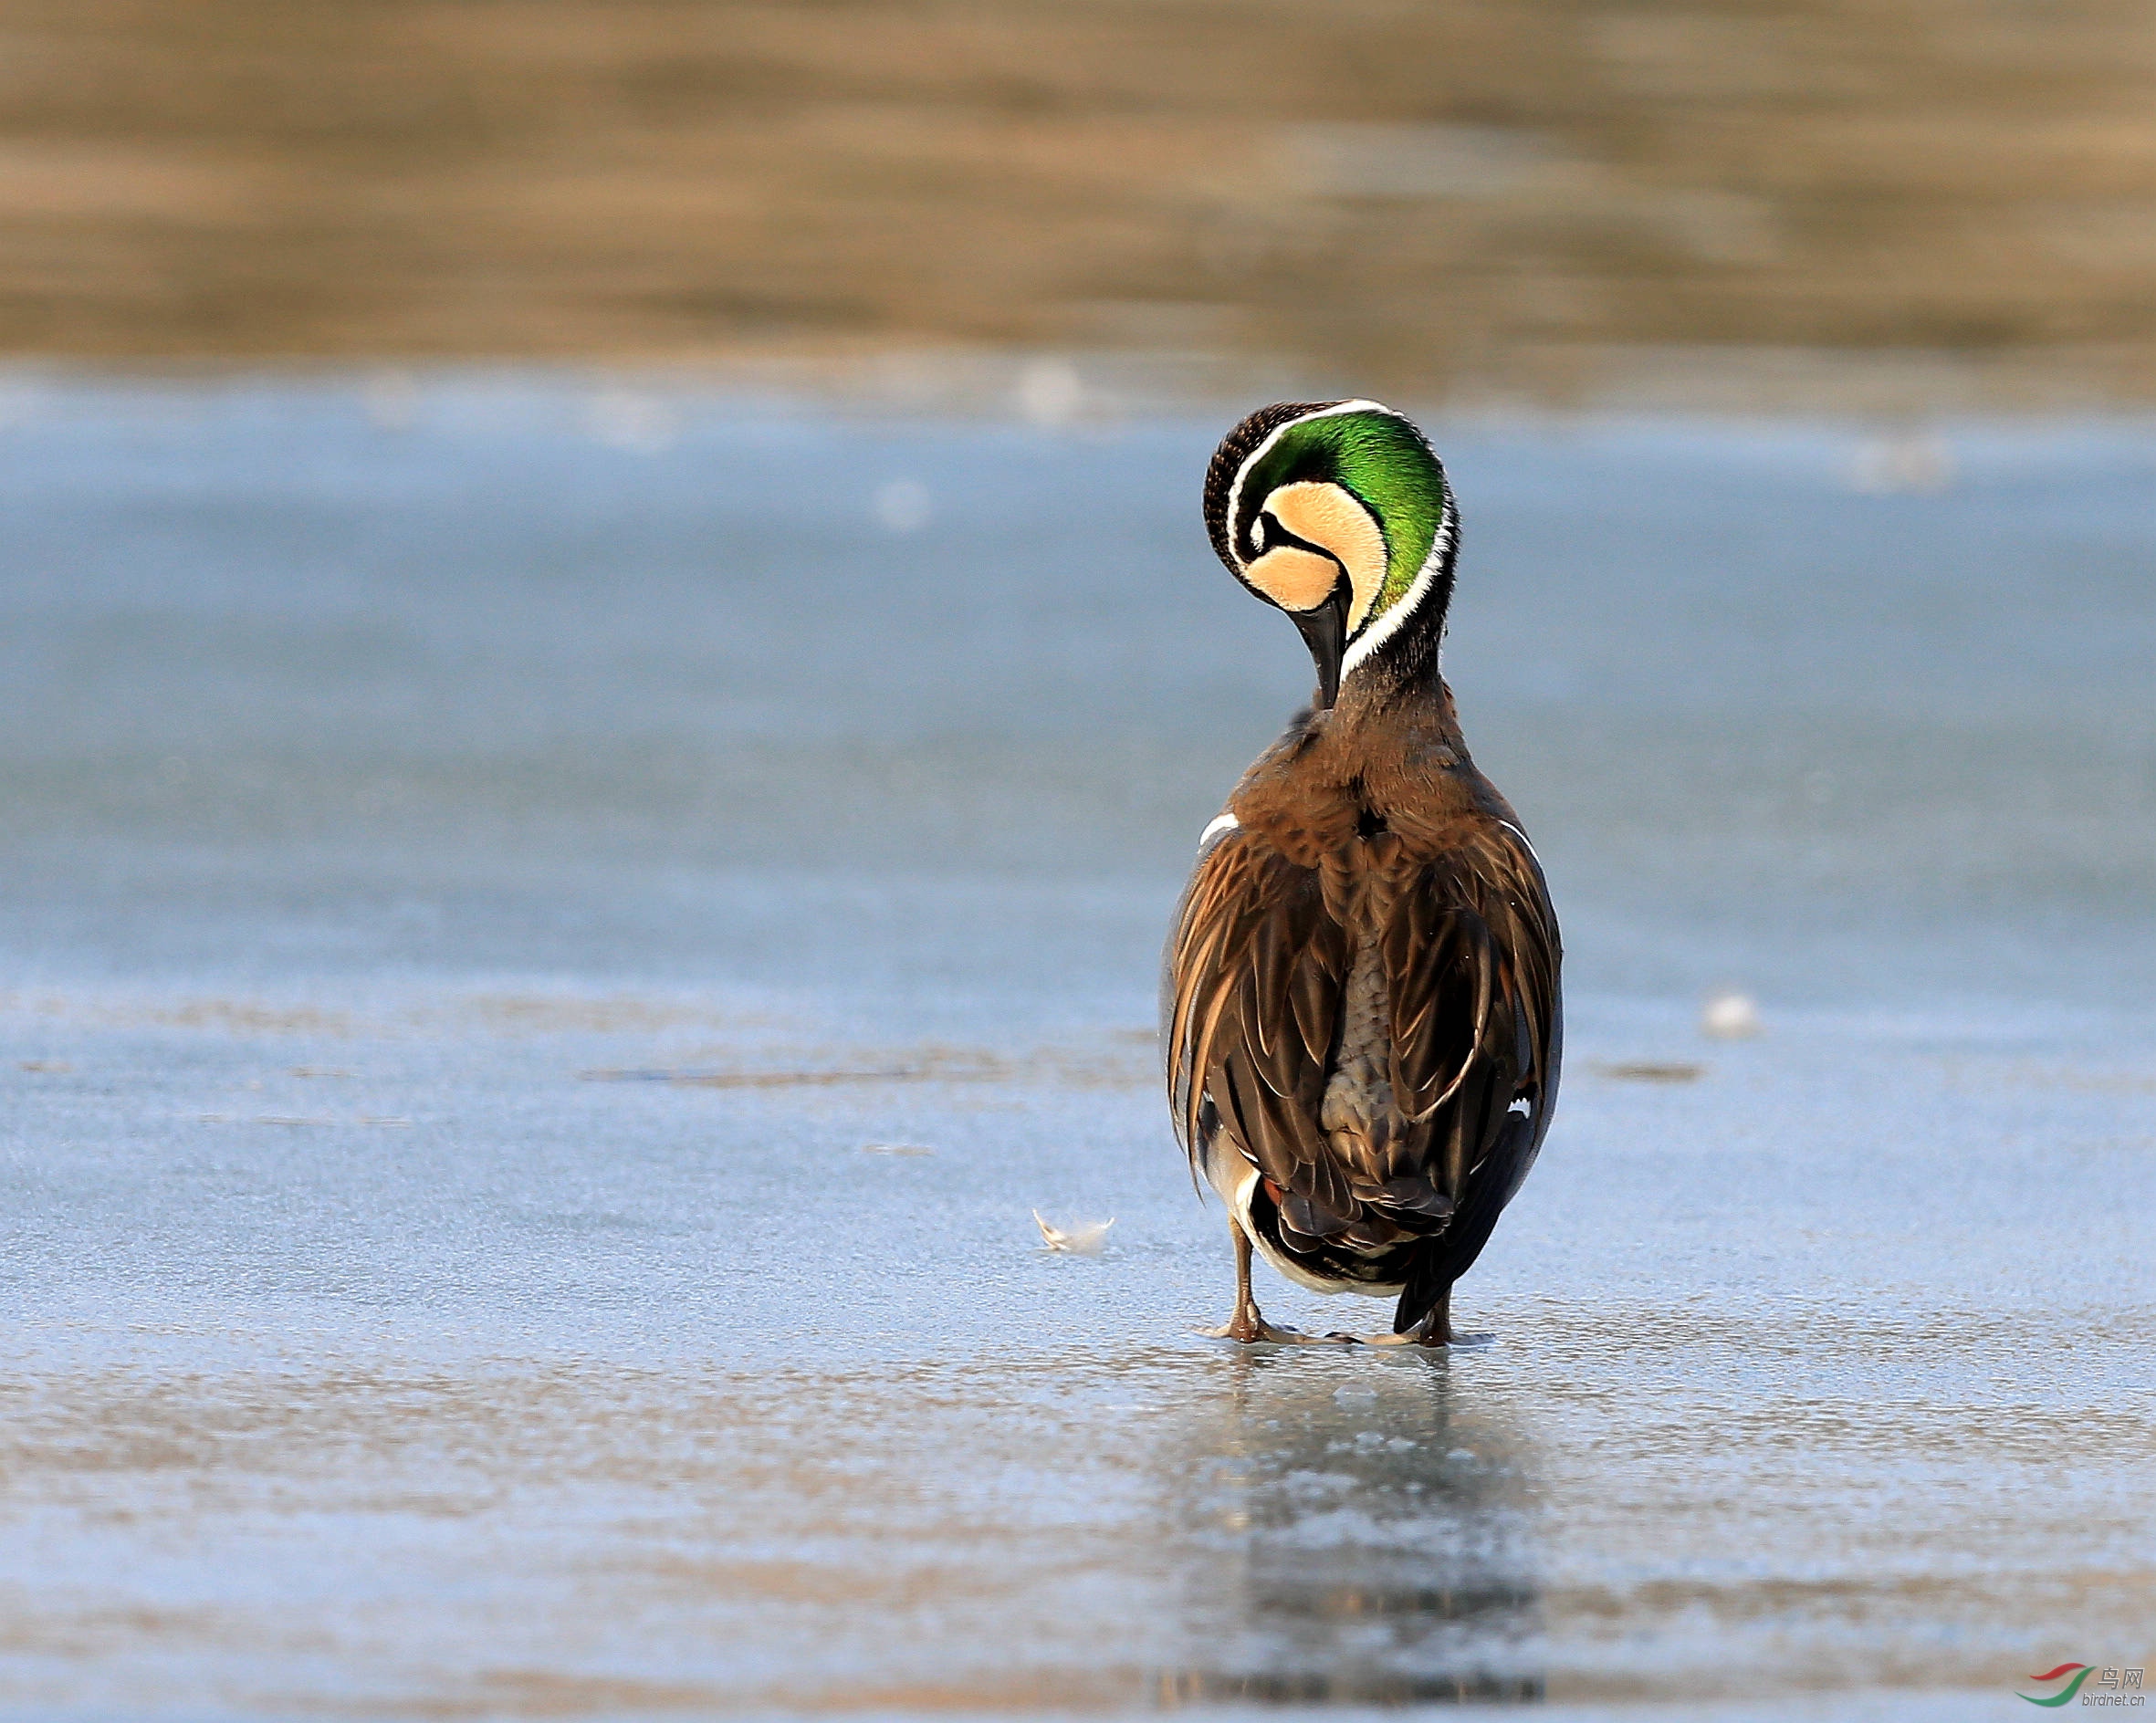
[1240,543,1341,612]
[1264,481,1387,632]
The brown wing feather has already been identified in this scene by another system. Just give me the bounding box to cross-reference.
[1162,827,1346,1207]
[1386,823,1564,1331]
[1164,815,1560,1333]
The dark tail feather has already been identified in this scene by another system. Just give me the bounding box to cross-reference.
[1393,1112,1538,1333]
[1393,1248,1450,1335]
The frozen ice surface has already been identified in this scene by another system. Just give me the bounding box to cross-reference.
[1,377,2152,1718]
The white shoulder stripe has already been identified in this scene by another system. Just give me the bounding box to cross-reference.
[1496,820,1543,868]
[1198,812,1240,848]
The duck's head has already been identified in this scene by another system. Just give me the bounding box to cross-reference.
[1202,399,1457,710]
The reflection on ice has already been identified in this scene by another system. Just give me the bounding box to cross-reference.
[1159,1351,1540,1705]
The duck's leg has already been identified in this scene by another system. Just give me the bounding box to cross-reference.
[1359,1286,1452,1348]
[1201,1217,1312,1343]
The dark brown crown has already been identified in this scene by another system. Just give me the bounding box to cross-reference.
[1200,401,1342,570]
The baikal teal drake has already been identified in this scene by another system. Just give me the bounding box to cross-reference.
[1163,401,1562,1345]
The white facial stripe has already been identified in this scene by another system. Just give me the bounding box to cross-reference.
[1224,398,1396,570]
[1339,490,1457,683]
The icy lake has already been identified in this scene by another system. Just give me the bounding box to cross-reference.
[2,376,2151,1718]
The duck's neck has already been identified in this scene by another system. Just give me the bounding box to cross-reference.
[1340,618,1441,711]
[1327,586,1450,729]
[1291,622,1464,776]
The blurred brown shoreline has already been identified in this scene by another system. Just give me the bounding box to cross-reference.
[5,1,2156,408]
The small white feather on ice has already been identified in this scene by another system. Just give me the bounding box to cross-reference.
[1033,1211,1115,1255]
[1701,990,1762,1039]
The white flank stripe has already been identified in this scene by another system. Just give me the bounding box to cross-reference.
[1198,812,1240,847]
[1496,820,1543,868]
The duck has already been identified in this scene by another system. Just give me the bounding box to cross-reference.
[1162,400,1562,1346]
